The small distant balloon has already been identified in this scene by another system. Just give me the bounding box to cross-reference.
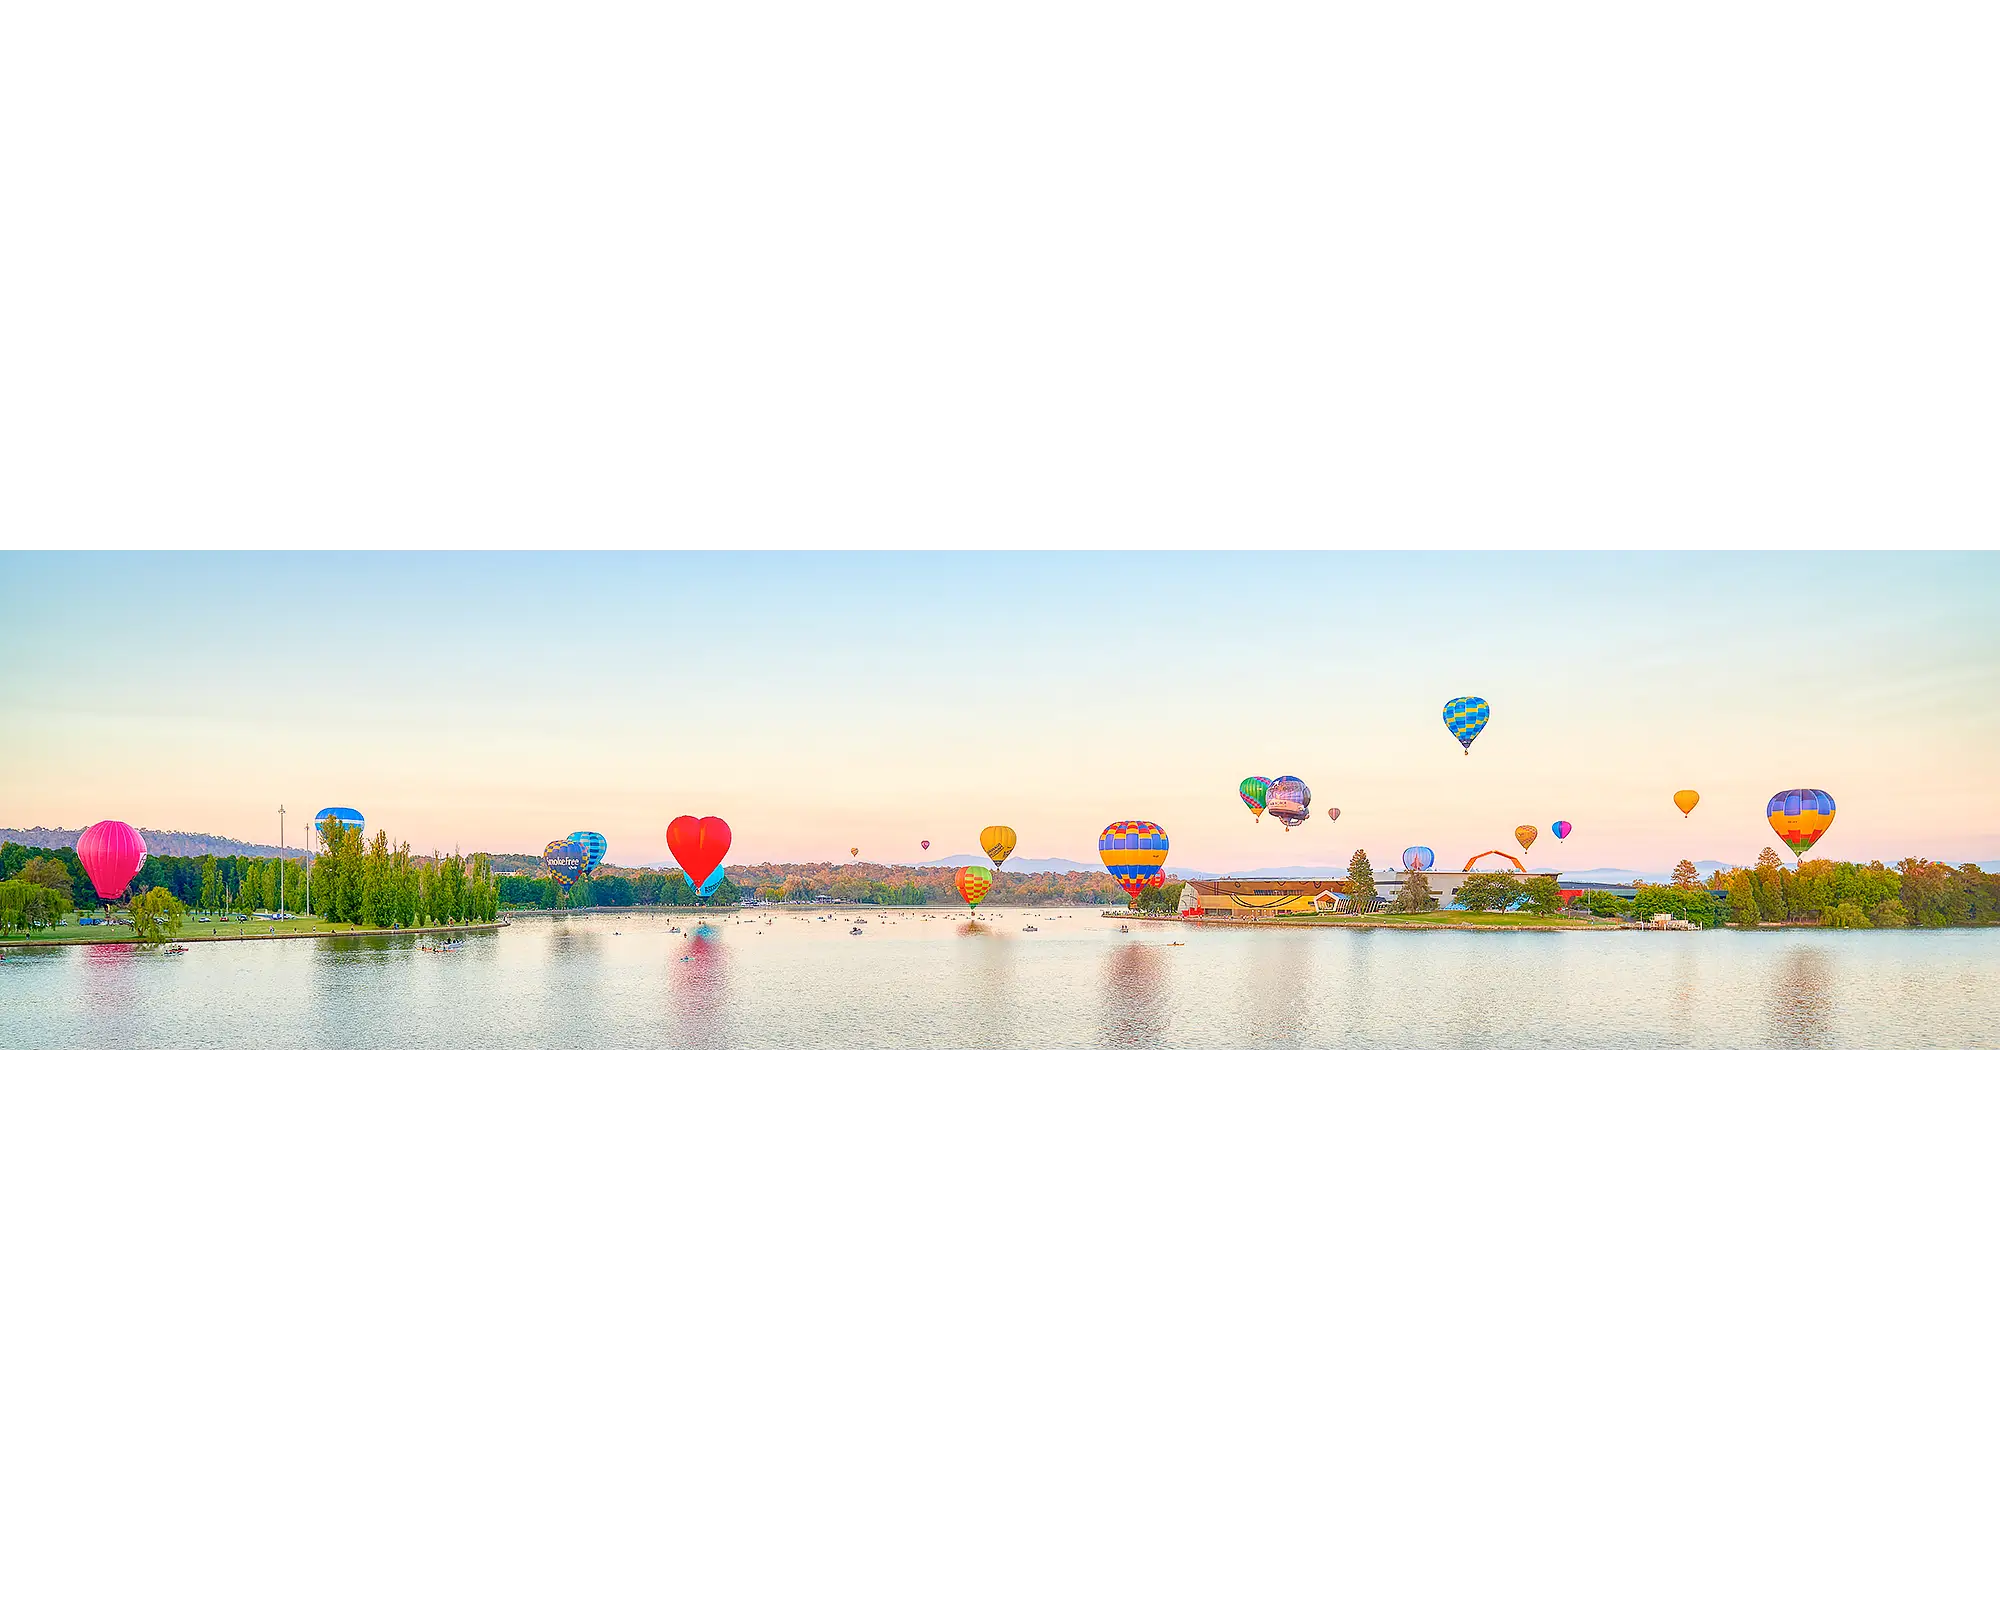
[1239,777,1269,823]
[1265,776,1311,829]
[1674,790,1700,818]
[1515,824,1538,852]
[1767,789,1836,859]
[77,820,146,900]
[920,839,930,851]
[980,825,1017,869]
[1551,820,1572,840]
[1099,820,1170,900]
[954,864,994,910]
[1443,696,1490,754]
[1402,846,1435,872]
[1325,806,1341,824]
[850,846,859,858]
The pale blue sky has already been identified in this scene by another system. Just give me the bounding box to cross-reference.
[5,552,1995,871]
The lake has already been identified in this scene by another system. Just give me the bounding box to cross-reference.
[2,907,1994,1049]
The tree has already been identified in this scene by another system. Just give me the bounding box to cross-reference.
[13,856,76,917]
[1453,872,1524,912]
[1519,875,1562,916]
[1347,850,1377,912]
[1823,901,1871,928]
[200,856,219,914]
[130,887,185,945]
[1391,868,1435,913]
[1671,859,1700,889]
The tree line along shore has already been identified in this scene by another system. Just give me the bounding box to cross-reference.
[6,838,1995,944]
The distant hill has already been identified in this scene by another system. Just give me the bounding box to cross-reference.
[1,825,310,860]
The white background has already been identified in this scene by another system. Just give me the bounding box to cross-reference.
[5,1051,1998,1596]
[3,2,1995,549]
[4,1,1998,1593]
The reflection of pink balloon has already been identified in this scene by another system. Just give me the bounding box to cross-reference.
[78,820,146,900]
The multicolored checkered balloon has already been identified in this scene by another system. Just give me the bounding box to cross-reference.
[1766,789,1835,858]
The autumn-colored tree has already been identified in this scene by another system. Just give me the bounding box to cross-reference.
[1671,859,1700,888]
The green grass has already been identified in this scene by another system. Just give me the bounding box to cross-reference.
[2,913,493,946]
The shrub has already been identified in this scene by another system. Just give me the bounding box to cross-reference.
[1391,869,1436,913]
[1580,890,1628,919]
[1823,900,1872,928]
[1869,899,1909,928]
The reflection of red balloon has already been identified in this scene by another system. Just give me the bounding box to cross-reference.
[665,815,731,889]
[78,819,146,900]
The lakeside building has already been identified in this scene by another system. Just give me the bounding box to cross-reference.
[1194,870,1567,918]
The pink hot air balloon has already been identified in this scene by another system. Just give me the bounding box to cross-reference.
[78,819,146,901]
[1325,807,1341,824]
[920,840,930,851]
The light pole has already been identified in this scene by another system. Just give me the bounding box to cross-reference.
[278,805,285,917]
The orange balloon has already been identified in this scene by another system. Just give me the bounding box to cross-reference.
[1673,790,1700,817]
[1514,824,1538,852]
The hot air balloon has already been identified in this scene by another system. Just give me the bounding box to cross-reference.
[1325,807,1341,824]
[696,863,727,899]
[954,864,994,911]
[1673,790,1700,818]
[980,825,1017,869]
[1767,789,1836,859]
[567,831,607,876]
[666,815,732,891]
[541,839,587,888]
[1265,776,1311,829]
[77,820,146,901]
[1099,821,1169,900]
[1515,825,1538,852]
[850,846,859,858]
[920,840,930,851]
[1239,777,1269,822]
[1402,846,1434,872]
[313,806,365,847]
[1551,820,1572,841]
[1443,696,1490,754]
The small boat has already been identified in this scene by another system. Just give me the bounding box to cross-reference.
[164,945,190,956]
[1022,925,1039,932]
[849,926,864,935]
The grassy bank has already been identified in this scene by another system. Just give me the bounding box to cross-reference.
[1,914,506,949]
[1109,909,1638,930]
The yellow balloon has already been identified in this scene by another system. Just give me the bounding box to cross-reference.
[1674,790,1700,817]
[1514,824,1538,852]
[979,825,1017,869]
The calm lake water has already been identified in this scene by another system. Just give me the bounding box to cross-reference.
[2,908,1995,1049]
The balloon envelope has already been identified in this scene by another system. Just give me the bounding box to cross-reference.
[1325,806,1340,824]
[77,820,146,900]
[1551,820,1572,840]
[920,840,930,851]
[1443,697,1490,753]
[954,864,994,909]
[540,839,587,888]
[1515,824,1538,852]
[666,815,732,889]
[696,863,727,899]
[1239,777,1269,821]
[1767,789,1836,858]
[980,825,1017,869]
[1099,821,1169,899]
[1265,776,1311,829]
[313,806,364,846]
[1673,790,1700,817]
[567,831,607,875]
[1402,845,1435,872]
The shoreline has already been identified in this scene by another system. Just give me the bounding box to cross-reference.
[1,920,508,951]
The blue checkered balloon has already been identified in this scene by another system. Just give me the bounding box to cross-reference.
[1443,696,1490,754]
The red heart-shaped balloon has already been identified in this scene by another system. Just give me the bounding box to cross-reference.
[666,815,732,888]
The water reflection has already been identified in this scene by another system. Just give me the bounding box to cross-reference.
[1766,942,1836,1049]
[672,924,732,1048]
[1099,942,1168,1048]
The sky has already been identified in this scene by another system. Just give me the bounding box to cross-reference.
[4,551,1996,874]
